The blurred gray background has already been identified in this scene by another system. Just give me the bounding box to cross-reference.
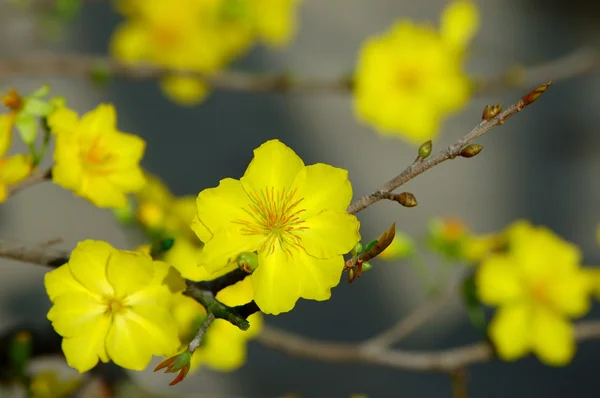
[1,0,600,396]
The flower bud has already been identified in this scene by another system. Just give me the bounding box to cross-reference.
[361,261,373,272]
[154,351,192,386]
[399,192,417,207]
[521,81,551,106]
[2,89,22,111]
[481,104,502,121]
[459,144,483,158]
[347,268,356,284]
[418,140,432,159]
[237,252,259,273]
[350,241,363,256]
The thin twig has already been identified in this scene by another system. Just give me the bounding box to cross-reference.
[360,294,449,352]
[188,312,215,353]
[256,320,600,372]
[346,84,550,215]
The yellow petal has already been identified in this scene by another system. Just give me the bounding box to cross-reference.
[79,104,117,135]
[195,178,252,236]
[61,313,111,373]
[240,140,304,192]
[190,214,213,243]
[216,276,254,307]
[198,227,263,275]
[48,292,107,338]
[107,306,180,370]
[105,132,146,168]
[44,264,85,301]
[440,0,480,50]
[545,269,591,318]
[160,76,210,106]
[298,211,360,258]
[488,303,531,361]
[110,22,150,64]
[476,255,524,306]
[194,327,246,372]
[531,307,575,366]
[0,184,6,203]
[47,107,79,135]
[106,250,154,298]
[106,167,146,191]
[252,248,302,315]
[297,253,343,301]
[79,175,128,208]
[291,163,353,217]
[0,154,31,185]
[0,113,14,156]
[67,240,115,297]
[164,237,212,281]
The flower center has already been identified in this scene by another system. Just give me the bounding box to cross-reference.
[104,297,126,316]
[397,67,423,92]
[82,136,115,172]
[236,187,307,254]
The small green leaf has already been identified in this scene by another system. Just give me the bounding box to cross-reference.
[29,84,50,99]
[150,237,175,258]
[22,98,53,117]
[15,113,38,145]
[363,240,378,254]
[90,63,111,86]
[55,0,82,20]
[9,331,32,381]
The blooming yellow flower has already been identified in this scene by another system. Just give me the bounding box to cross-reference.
[0,154,31,202]
[172,276,262,372]
[48,104,146,208]
[45,240,184,372]
[192,139,360,314]
[253,0,301,46]
[353,0,478,144]
[476,223,591,365]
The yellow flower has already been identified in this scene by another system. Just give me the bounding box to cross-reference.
[439,0,479,52]
[0,154,32,202]
[172,276,262,372]
[48,104,146,208]
[30,370,81,398]
[192,139,360,314]
[0,113,15,156]
[44,240,183,372]
[353,0,478,144]
[476,225,591,366]
[253,0,301,46]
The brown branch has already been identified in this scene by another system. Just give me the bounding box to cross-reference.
[6,167,52,198]
[256,320,600,372]
[0,53,351,94]
[346,83,551,215]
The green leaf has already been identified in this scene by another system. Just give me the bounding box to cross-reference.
[29,84,50,99]
[22,98,53,117]
[15,113,38,145]
[55,0,82,20]
[9,331,32,381]
[90,63,111,86]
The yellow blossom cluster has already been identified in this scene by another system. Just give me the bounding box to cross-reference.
[111,0,302,105]
[353,0,479,144]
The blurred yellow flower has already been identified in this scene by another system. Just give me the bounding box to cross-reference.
[353,0,478,144]
[0,153,31,203]
[476,223,591,366]
[48,104,146,208]
[193,139,360,314]
[172,276,262,372]
[111,0,302,105]
[45,240,184,372]
[30,370,81,398]
[377,231,414,260]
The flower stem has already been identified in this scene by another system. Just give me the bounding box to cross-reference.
[187,312,215,353]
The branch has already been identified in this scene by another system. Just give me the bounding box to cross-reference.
[256,320,600,372]
[6,167,52,198]
[0,53,351,94]
[346,82,551,215]
[0,49,595,94]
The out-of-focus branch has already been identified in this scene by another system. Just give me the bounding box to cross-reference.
[0,49,595,94]
[6,167,52,198]
[0,53,351,94]
[346,82,551,215]
[257,320,600,372]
